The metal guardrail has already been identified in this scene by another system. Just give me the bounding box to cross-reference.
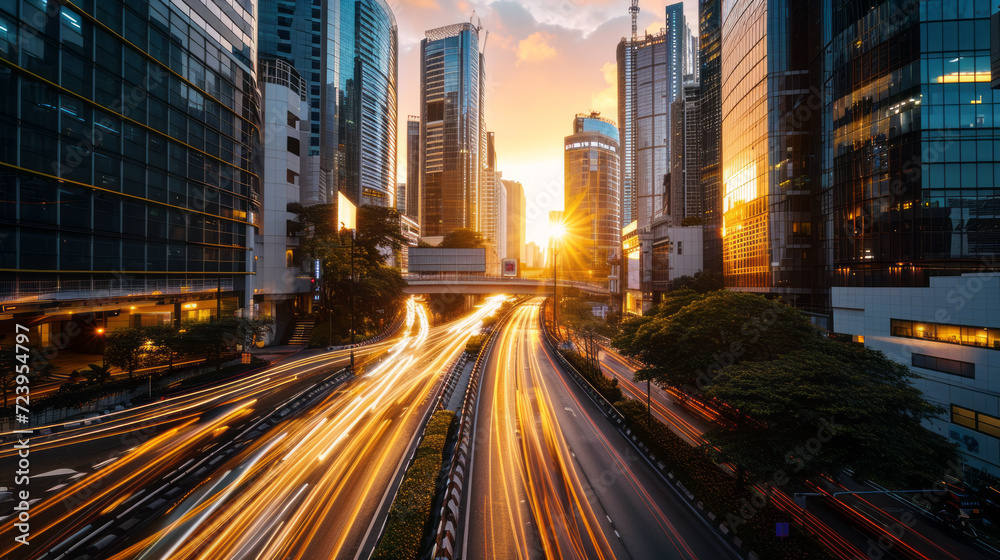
[431,298,527,560]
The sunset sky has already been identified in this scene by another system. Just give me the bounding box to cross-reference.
[393,0,699,246]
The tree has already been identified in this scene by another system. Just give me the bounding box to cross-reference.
[613,291,817,392]
[184,318,238,369]
[670,270,723,293]
[144,324,183,371]
[105,327,151,379]
[287,202,344,265]
[81,363,112,385]
[292,202,409,345]
[613,288,707,366]
[439,228,485,248]
[354,205,407,267]
[704,339,959,487]
[560,298,607,373]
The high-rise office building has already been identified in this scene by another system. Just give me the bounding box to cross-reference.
[0,0,262,340]
[699,0,723,277]
[502,179,525,262]
[257,57,313,337]
[564,113,621,275]
[480,132,505,272]
[405,115,420,221]
[720,0,824,310]
[617,3,689,231]
[481,133,500,246]
[616,39,636,227]
[258,0,398,208]
[420,22,485,238]
[617,2,691,314]
[825,0,1000,476]
[669,82,701,224]
[396,182,406,213]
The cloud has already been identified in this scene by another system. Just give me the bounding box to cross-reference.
[516,32,558,64]
[590,61,618,119]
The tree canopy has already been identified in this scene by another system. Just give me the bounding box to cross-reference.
[704,339,958,486]
[439,228,486,249]
[614,290,816,391]
[291,202,409,341]
[669,270,723,293]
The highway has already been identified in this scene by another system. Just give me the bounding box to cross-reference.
[0,297,503,560]
[463,300,739,560]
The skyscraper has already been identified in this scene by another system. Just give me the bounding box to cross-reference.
[825,0,1000,477]
[480,131,505,271]
[420,22,485,238]
[617,3,690,313]
[699,0,723,277]
[257,57,313,334]
[0,0,262,332]
[616,39,636,227]
[405,115,420,221]
[669,82,701,224]
[258,0,398,208]
[503,179,525,262]
[720,0,823,310]
[617,2,689,232]
[564,113,622,275]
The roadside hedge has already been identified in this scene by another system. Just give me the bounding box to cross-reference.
[372,410,457,560]
[614,398,834,560]
[465,334,487,355]
[560,348,623,403]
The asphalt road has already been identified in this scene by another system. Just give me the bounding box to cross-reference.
[464,300,741,560]
[0,298,503,560]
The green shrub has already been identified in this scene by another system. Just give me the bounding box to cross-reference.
[560,349,623,403]
[372,410,457,560]
[465,334,487,355]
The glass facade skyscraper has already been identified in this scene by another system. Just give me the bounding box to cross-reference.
[827,0,999,287]
[258,0,397,208]
[419,23,485,238]
[616,38,636,227]
[406,115,420,221]
[0,0,261,306]
[699,0,723,276]
[564,113,621,275]
[670,82,701,223]
[720,0,825,311]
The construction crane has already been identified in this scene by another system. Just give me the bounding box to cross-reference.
[629,0,640,38]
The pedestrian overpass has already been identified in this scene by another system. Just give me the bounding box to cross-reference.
[402,275,610,296]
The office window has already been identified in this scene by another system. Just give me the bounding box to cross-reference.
[892,318,1000,351]
[911,353,975,379]
[952,405,976,429]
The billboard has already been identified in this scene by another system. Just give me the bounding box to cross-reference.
[501,258,518,277]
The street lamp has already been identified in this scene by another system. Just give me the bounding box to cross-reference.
[96,327,106,369]
[338,192,358,373]
[549,223,565,338]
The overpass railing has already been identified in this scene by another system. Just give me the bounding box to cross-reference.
[402,274,609,293]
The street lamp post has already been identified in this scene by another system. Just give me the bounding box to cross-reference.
[550,224,564,339]
[337,192,357,374]
[97,327,106,369]
[348,228,355,373]
[553,242,558,337]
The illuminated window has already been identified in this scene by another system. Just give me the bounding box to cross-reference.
[952,405,976,430]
